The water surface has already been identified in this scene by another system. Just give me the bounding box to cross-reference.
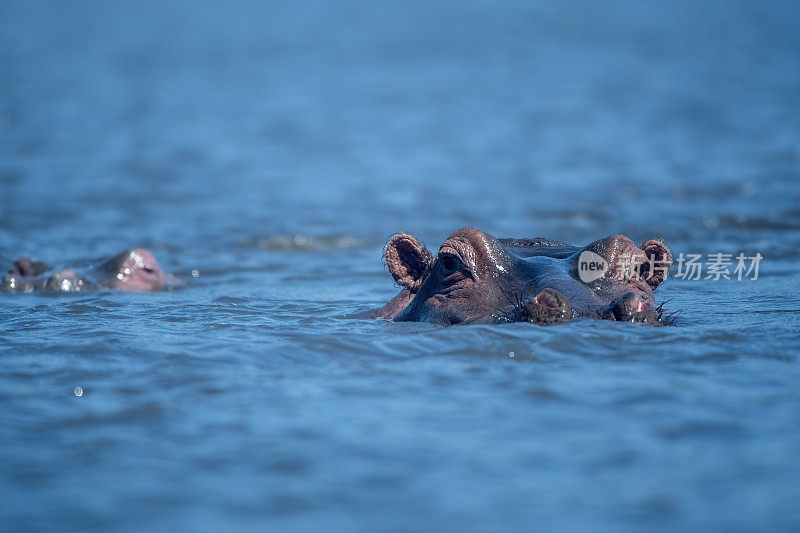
[1,1,799,530]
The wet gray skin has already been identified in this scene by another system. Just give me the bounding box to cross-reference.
[375,227,672,326]
[1,248,174,293]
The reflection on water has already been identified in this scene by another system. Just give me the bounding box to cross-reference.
[1,0,800,530]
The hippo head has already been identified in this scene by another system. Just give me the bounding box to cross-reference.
[3,248,173,293]
[100,248,168,291]
[377,227,672,326]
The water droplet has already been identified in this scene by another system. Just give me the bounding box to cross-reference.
[74,387,83,397]
[191,269,200,278]
[702,215,720,229]
[508,351,515,358]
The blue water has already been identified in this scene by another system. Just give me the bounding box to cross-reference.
[2,1,800,530]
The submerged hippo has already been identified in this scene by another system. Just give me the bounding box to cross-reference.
[1,248,175,293]
[375,227,673,326]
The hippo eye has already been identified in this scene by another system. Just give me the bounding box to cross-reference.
[438,246,471,281]
[439,253,466,278]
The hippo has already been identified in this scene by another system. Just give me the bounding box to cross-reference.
[375,227,673,326]
[1,248,176,293]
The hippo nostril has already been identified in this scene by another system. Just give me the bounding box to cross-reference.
[522,289,572,326]
[534,290,561,308]
[602,292,659,323]
[142,267,155,274]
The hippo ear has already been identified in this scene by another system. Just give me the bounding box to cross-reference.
[384,233,433,292]
[9,258,50,277]
[638,239,672,290]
